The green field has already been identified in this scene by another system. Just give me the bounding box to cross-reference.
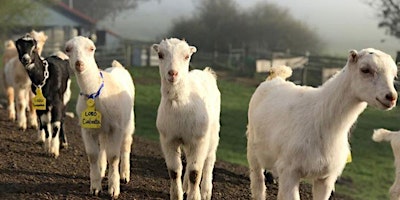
[64,66,400,199]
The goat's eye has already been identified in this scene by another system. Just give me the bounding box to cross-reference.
[184,55,190,60]
[89,46,95,52]
[360,68,371,74]
[65,46,71,53]
[158,52,164,59]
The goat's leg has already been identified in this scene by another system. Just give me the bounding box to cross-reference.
[27,91,38,129]
[120,130,133,183]
[40,113,52,154]
[277,170,301,200]
[98,147,106,178]
[200,136,219,200]
[50,121,61,158]
[15,88,27,131]
[185,139,208,200]
[50,103,66,158]
[312,175,337,200]
[6,86,15,121]
[36,111,45,144]
[105,133,123,199]
[248,144,266,200]
[59,121,68,149]
[59,105,68,148]
[160,134,183,200]
[390,178,400,200]
[81,129,102,196]
[37,129,45,144]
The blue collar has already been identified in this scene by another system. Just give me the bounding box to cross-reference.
[80,72,104,99]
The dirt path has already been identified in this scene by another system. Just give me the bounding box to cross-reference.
[0,108,348,199]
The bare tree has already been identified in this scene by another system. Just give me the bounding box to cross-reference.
[366,0,400,38]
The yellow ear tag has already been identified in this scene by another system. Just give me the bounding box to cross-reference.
[32,88,46,110]
[81,98,102,128]
[346,152,352,163]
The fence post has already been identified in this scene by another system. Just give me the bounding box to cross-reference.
[146,46,151,66]
[125,43,132,67]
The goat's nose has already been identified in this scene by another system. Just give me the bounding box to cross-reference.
[75,60,83,67]
[168,70,178,77]
[21,57,28,63]
[21,55,30,64]
[75,60,85,72]
[385,92,397,102]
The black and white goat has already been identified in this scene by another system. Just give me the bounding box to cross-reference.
[15,34,71,158]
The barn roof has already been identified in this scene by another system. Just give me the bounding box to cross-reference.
[48,1,97,26]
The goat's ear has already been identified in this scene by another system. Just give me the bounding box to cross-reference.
[190,46,197,54]
[152,44,160,53]
[349,49,358,63]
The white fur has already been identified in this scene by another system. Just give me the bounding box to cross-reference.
[152,38,221,200]
[65,36,135,199]
[267,65,292,80]
[3,30,48,131]
[247,48,398,200]
[373,129,400,200]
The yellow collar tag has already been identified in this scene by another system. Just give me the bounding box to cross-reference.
[32,88,46,110]
[346,152,352,163]
[81,98,102,128]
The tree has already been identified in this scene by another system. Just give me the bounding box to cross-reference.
[0,0,49,40]
[246,2,323,53]
[169,0,245,52]
[365,0,400,38]
[60,0,153,21]
[168,0,323,54]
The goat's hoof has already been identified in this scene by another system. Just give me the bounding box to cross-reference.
[91,189,101,196]
[30,124,38,130]
[8,113,16,121]
[18,126,26,131]
[51,153,59,159]
[109,187,120,199]
[60,142,68,149]
[120,178,129,184]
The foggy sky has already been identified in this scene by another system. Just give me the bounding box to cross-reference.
[99,0,400,57]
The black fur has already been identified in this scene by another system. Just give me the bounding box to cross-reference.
[15,35,70,149]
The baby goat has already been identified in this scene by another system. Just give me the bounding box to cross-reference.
[65,36,135,199]
[15,34,71,158]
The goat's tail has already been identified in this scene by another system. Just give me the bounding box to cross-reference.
[204,67,217,79]
[52,51,69,60]
[111,60,124,68]
[4,40,16,49]
[372,128,400,142]
[266,65,292,80]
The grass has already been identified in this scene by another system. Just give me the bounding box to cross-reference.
[43,65,400,199]
[336,108,400,199]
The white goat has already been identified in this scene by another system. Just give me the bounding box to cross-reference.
[373,129,400,200]
[152,38,221,200]
[65,36,135,199]
[3,30,47,131]
[247,48,398,200]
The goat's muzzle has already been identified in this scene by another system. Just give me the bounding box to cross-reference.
[21,54,31,66]
[167,70,178,83]
[376,91,398,110]
[75,60,85,72]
